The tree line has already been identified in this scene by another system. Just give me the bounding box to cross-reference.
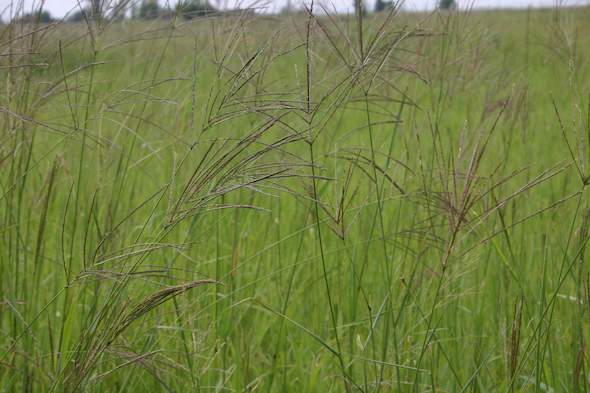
[15,0,217,24]
[15,0,456,24]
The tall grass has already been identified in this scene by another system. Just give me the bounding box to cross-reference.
[1,1,590,392]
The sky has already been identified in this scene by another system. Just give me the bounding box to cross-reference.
[1,0,588,18]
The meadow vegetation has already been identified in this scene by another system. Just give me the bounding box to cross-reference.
[1,3,590,392]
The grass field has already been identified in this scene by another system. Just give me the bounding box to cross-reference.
[1,4,590,392]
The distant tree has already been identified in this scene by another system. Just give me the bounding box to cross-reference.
[375,0,393,12]
[19,10,54,23]
[438,0,456,10]
[40,10,54,22]
[68,9,87,22]
[177,0,215,19]
[137,0,162,19]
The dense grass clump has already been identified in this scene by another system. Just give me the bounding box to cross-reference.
[1,3,590,392]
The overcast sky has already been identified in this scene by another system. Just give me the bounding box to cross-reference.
[1,0,588,18]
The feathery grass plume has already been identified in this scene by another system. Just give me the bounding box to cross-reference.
[60,280,217,392]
